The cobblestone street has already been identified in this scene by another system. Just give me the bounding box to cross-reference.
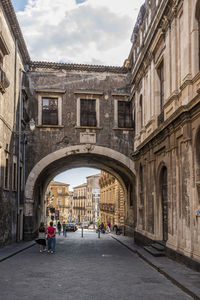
[0,230,194,300]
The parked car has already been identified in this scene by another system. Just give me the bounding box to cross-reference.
[66,223,78,232]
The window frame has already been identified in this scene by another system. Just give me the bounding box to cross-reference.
[76,94,100,128]
[114,97,134,130]
[37,92,63,127]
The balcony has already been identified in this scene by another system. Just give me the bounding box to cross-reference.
[99,203,115,213]
[0,68,9,93]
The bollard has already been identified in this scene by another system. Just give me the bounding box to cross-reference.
[81,227,83,238]
[98,229,100,238]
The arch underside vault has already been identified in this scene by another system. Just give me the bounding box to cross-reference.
[24,145,136,239]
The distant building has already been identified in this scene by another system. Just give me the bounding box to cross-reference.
[99,171,124,228]
[46,181,70,224]
[73,183,87,222]
[86,174,101,223]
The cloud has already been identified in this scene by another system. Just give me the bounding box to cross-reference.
[16,0,144,66]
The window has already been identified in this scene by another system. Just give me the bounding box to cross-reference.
[42,98,58,125]
[58,198,62,206]
[118,101,133,128]
[58,188,62,194]
[0,33,10,93]
[157,62,164,110]
[80,99,97,127]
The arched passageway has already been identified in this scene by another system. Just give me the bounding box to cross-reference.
[24,145,136,240]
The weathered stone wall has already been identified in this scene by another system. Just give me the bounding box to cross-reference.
[0,1,28,246]
[130,0,200,262]
[23,65,135,238]
[26,66,133,173]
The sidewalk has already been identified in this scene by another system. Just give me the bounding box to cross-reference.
[0,240,36,262]
[111,234,200,300]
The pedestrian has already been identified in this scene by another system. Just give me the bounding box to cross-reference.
[57,221,61,235]
[63,221,67,237]
[106,223,110,233]
[46,221,56,253]
[36,222,46,252]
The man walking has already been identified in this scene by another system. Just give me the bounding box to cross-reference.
[46,221,56,253]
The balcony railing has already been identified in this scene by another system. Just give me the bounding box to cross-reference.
[99,203,115,213]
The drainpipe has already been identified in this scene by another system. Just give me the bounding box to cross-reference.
[17,69,23,242]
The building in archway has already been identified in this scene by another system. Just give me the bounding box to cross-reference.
[73,183,87,223]
[99,171,124,229]
[86,173,101,223]
[45,181,70,225]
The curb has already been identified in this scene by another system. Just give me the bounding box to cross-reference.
[111,236,200,300]
[0,242,36,263]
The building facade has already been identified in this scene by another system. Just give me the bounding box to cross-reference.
[129,0,200,262]
[99,171,125,229]
[73,183,87,223]
[46,181,70,224]
[0,0,30,246]
[86,173,101,223]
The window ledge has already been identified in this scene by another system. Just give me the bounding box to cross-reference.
[113,127,134,131]
[75,126,103,130]
[37,125,64,129]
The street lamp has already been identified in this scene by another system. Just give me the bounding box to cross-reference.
[29,118,36,132]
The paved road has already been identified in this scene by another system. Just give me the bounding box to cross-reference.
[0,230,193,300]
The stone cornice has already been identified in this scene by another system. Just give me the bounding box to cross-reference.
[130,0,171,85]
[131,94,200,159]
[29,61,128,74]
[1,0,30,63]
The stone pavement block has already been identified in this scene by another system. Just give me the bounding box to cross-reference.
[0,241,36,262]
[111,234,200,300]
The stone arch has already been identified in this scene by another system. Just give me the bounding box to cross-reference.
[24,145,136,239]
[155,162,168,241]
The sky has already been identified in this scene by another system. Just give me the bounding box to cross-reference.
[12,0,144,66]
[11,0,144,188]
[54,167,100,190]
